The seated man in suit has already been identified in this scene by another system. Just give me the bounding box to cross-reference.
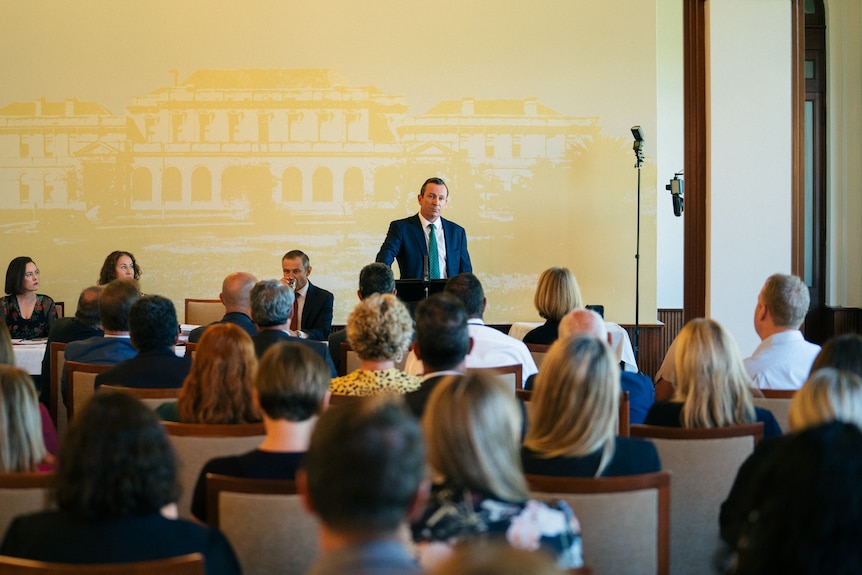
[403,273,537,384]
[404,293,471,419]
[63,279,141,401]
[328,263,396,375]
[376,177,472,279]
[299,397,426,575]
[39,285,103,404]
[95,295,191,390]
[250,279,337,377]
[187,271,258,343]
[280,250,334,341]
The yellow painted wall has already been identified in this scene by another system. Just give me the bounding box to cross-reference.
[0,1,658,326]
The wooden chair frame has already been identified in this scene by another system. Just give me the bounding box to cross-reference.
[64,361,112,422]
[524,342,551,368]
[99,385,181,400]
[161,421,266,437]
[758,388,796,399]
[204,474,298,529]
[527,472,671,575]
[48,342,67,428]
[183,342,197,358]
[0,553,205,575]
[630,422,765,446]
[467,364,522,391]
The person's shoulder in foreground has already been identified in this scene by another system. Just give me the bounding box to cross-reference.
[521,436,660,478]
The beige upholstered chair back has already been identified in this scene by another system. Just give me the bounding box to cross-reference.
[525,342,551,368]
[630,423,763,575]
[752,389,794,434]
[99,385,182,411]
[338,342,407,377]
[0,473,54,538]
[184,299,224,326]
[48,342,66,434]
[527,472,670,575]
[206,474,319,575]
[64,362,112,423]
[162,422,266,519]
[0,552,205,575]
[466,364,522,393]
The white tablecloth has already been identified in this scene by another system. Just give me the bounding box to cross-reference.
[508,321,638,372]
[13,342,47,375]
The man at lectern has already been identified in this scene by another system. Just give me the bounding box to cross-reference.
[375,177,472,279]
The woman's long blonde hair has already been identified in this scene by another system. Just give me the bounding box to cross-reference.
[673,318,756,428]
[178,323,261,424]
[0,366,47,472]
[423,371,529,502]
[523,335,619,476]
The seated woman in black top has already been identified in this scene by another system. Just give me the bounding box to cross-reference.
[644,318,782,438]
[523,267,583,345]
[521,335,661,477]
[191,341,330,521]
[0,391,240,575]
[1,256,57,340]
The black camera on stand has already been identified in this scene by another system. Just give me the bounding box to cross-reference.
[666,172,684,217]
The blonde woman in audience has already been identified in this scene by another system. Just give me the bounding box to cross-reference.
[329,293,420,396]
[721,367,862,547]
[523,266,583,345]
[644,318,782,437]
[190,342,330,521]
[0,365,54,472]
[156,323,261,424]
[412,371,584,570]
[522,335,660,477]
[97,250,141,285]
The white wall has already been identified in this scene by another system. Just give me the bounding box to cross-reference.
[827,0,862,307]
[707,0,793,355]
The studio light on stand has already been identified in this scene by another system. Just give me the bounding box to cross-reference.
[631,126,645,364]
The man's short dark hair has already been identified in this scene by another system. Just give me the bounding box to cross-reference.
[420,177,448,197]
[358,263,395,299]
[282,250,309,269]
[445,273,485,318]
[74,286,102,328]
[250,280,294,327]
[129,295,178,353]
[415,293,470,371]
[98,279,141,332]
[304,397,425,533]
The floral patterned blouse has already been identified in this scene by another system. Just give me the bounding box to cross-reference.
[411,480,584,569]
[329,368,421,396]
[1,294,57,339]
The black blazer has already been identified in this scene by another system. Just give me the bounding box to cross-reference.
[252,329,337,377]
[376,214,472,279]
[300,282,334,341]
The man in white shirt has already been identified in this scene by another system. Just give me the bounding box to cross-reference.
[403,273,537,385]
[744,273,821,389]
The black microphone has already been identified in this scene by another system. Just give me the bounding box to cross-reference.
[422,256,430,282]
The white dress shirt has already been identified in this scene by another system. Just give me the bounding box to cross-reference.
[418,213,447,279]
[743,330,821,390]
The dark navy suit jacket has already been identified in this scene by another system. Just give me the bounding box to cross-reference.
[300,282,334,341]
[251,329,337,378]
[376,214,472,279]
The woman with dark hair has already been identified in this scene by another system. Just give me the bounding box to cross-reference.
[98,250,141,285]
[156,323,261,424]
[0,391,240,574]
[1,256,57,339]
[809,333,862,377]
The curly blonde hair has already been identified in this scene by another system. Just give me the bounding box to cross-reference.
[346,293,414,362]
[178,323,261,424]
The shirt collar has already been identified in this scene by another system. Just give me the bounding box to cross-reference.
[418,213,443,230]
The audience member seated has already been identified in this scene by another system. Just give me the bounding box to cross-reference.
[404,273,537,382]
[0,365,55,472]
[188,272,258,343]
[522,335,661,477]
[730,421,862,575]
[190,342,329,521]
[2,256,57,340]
[809,332,862,377]
[404,293,471,419]
[298,396,426,575]
[523,266,583,345]
[63,278,141,401]
[280,250,334,341]
[0,391,240,575]
[330,294,420,396]
[39,286,103,404]
[250,279,336,377]
[744,273,821,389]
[644,318,782,438]
[95,295,191,390]
[412,371,583,570]
[720,367,862,549]
[155,323,261,424]
[97,250,141,285]
[329,263,396,375]
[1,325,57,456]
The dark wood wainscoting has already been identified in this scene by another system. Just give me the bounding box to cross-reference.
[620,309,683,380]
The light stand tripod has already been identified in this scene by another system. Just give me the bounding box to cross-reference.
[631,126,645,364]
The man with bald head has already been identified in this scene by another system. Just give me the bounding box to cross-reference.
[537,309,654,424]
[188,272,258,343]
